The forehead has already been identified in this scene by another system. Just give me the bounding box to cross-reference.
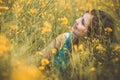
[83,13,93,25]
[83,13,92,19]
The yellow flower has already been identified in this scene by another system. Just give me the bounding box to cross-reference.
[0,12,2,15]
[114,44,120,51]
[43,21,52,28]
[10,25,18,31]
[29,8,37,15]
[48,14,55,20]
[114,57,119,62]
[75,8,79,11]
[90,67,96,72]
[111,4,114,7]
[84,36,88,39]
[11,62,41,80]
[36,51,43,56]
[92,38,99,43]
[96,44,106,51]
[73,45,78,51]
[39,66,45,71]
[58,16,68,25]
[0,0,2,3]
[112,57,119,62]
[78,44,84,51]
[0,6,9,10]
[86,3,93,11]
[98,6,102,10]
[98,62,102,65]
[41,21,52,35]
[52,48,57,54]
[41,58,49,66]
[63,48,67,50]
[26,0,32,5]
[12,2,23,14]
[65,3,72,11]
[41,11,47,18]
[104,27,113,33]
[0,35,11,55]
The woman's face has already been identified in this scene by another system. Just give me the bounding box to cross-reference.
[72,13,93,37]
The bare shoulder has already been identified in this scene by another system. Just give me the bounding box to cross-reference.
[62,32,70,38]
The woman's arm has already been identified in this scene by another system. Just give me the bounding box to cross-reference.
[41,33,69,59]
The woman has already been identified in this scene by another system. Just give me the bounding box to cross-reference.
[41,9,115,69]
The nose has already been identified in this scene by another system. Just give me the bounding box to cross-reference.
[76,17,81,23]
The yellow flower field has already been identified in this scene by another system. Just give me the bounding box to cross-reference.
[0,0,120,80]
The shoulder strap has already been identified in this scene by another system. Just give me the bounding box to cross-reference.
[54,33,74,67]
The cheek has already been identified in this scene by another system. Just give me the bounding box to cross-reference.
[77,25,86,31]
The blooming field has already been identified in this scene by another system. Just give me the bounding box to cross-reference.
[0,0,120,80]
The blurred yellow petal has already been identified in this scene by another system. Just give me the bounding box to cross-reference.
[78,44,84,51]
[73,45,78,51]
[41,58,49,66]
[90,67,96,72]
[52,48,57,54]
[39,66,45,71]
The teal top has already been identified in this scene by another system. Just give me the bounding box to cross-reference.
[54,33,75,70]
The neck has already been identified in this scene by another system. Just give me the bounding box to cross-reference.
[72,32,84,40]
[72,32,87,44]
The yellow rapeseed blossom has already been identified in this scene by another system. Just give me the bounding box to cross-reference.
[41,58,49,66]
[104,27,113,33]
[12,3,23,14]
[26,0,32,5]
[114,44,120,51]
[112,57,119,62]
[90,67,96,72]
[9,25,18,31]
[0,6,9,10]
[73,45,78,51]
[114,57,119,62]
[39,66,45,71]
[61,16,68,25]
[96,44,106,51]
[86,3,93,11]
[58,16,68,25]
[11,61,42,80]
[111,4,114,7]
[29,8,37,15]
[43,21,52,28]
[0,12,2,15]
[41,11,47,18]
[63,48,67,50]
[84,36,88,39]
[0,0,2,3]
[98,62,102,65]
[92,38,99,43]
[52,48,57,54]
[48,14,55,20]
[41,21,52,35]
[78,44,84,51]
[41,27,51,34]
[36,51,43,56]
[0,35,11,55]
[98,6,102,10]
[65,3,72,11]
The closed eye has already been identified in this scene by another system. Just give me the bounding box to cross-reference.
[82,18,85,26]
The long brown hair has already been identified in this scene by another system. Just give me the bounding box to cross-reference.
[86,9,115,43]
